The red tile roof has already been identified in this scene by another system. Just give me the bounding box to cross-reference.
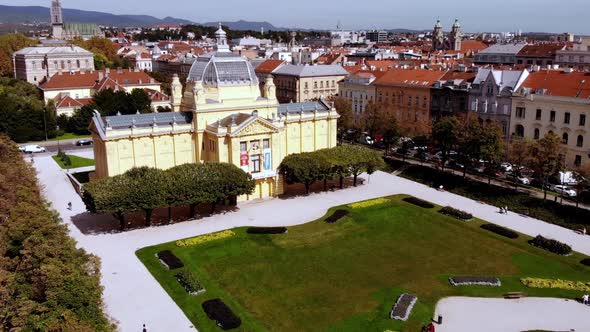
[520,70,590,98]
[517,43,565,58]
[255,59,286,74]
[55,95,93,108]
[441,70,477,82]
[40,69,159,90]
[144,88,170,102]
[372,68,448,88]
[460,40,489,54]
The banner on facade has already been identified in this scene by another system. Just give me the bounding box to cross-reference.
[240,152,249,173]
[263,148,272,172]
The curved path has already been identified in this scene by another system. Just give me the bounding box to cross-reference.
[33,153,590,332]
[434,297,590,332]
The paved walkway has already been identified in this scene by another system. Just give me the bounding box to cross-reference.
[33,154,590,332]
[435,297,590,332]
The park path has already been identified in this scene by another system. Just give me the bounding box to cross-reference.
[33,154,590,332]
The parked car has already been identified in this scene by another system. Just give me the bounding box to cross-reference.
[500,162,513,172]
[20,145,46,153]
[506,173,530,185]
[554,185,577,197]
[75,139,93,146]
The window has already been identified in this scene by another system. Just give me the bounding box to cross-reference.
[415,96,419,107]
[575,155,582,167]
[250,140,260,150]
[209,139,216,152]
[580,114,586,126]
[314,82,317,89]
[536,109,542,120]
[562,132,569,145]
[263,139,270,149]
[31,61,37,70]
[515,125,524,137]
[534,128,540,140]
[577,135,584,147]
[550,110,556,122]
[76,60,80,68]
[331,80,335,87]
[564,112,571,124]
[515,107,526,118]
[251,155,261,173]
[304,82,308,89]
[240,141,247,152]
[320,81,324,88]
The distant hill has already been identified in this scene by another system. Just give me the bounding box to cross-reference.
[0,5,194,26]
[203,20,282,32]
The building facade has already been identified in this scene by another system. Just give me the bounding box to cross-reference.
[555,37,590,72]
[90,27,339,201]
[271,64,349,103]
[510,70,590,168]
[51,0,103,40]
[432,19,462,51]
[338,71,381,124]
[430,69,475,122]
[516,44,564,67]
[473,43,527,65]
[12,45,95,85]
[468,68,529,138]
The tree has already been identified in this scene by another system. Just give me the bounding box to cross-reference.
[83,174,135,230]
[334,145,384,186]
[0,33,37,77]
[479,123,504,185]
[507,138,533,190]
[457,115,484,178]
[432,116,460,173]
[166,163,205,218]
[572,164,590,208]
[532,133,564,200]
[201,162,255,211]
[280,153,325,194]
[72,36,124,69]
[124,167,168,225]
[333,97,354,143]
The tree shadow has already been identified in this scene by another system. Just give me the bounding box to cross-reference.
[279,176,364,200]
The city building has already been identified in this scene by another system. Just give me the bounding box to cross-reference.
[468,68,529,138]
[366,30,389,43]
[271,64,349,103]
[516,44,565,67]
[473,43,527,65]
[556,36,590,71]
[51,0,103,40]
[12,45,95,85]
[338,70,384,123]
[372,68,447,135]
[89,27,339,201]
[510,70,590,168]
[432,19,462,51]
[430,68,476,122]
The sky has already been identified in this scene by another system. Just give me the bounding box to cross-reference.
[1,0,588,34]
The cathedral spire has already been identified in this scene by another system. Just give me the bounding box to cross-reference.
[51,0,64,40]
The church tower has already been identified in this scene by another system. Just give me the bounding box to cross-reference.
[450,18,462,51]
[432,19,444,51]
[215,23,230,52]
[51,0,64,40]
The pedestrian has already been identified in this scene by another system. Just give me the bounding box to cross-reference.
[583,227,587,235]
[583,294,589,305]
[143,324,147,332]
[439,185,444,191]
[67,202,72,210]
[504,206,509,214]
[499,206,504,214]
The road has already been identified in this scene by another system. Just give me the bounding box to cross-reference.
[20,138,94,153]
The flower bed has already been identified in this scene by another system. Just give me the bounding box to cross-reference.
[402,196,434,209]
[439,206,473,221]
[202,298,241,330]
[324,209,350,223]
[528,235,572,255]
[156,250,184,269]
[581,258,590,267]
[480,223,519,239]
[176,270,205,295]
[521,277,590,292]
[449,276,501,287]
[176,230,235,247]
[389,293,417,321]
[349,198,389,209]
[246,227,288,234]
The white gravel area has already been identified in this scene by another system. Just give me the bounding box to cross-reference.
[32,154,590,332]
[435,297,590,332]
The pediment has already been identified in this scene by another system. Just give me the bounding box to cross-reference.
[231,117,279,137]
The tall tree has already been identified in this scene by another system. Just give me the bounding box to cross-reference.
[333,97,354,143]
[0,33,37,77]
[572,164,590,208]
[124,167,168,225]
[479,123,504,185]
[532,133,564,200]
[280,153,324,194]
[507,138,533,190]
[432,116,460,173]
[457,115,484,178]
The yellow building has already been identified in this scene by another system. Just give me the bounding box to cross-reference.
[90,26,339,200]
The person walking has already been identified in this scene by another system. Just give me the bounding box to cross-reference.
[67,202,72,210]
[504,206,509,215]
[583,294,589,305]
[142,324,147,332]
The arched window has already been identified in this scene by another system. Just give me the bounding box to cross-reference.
[515,125,524,137]
[534,128,540,140]
[577,135,584,147]
[562,132,569,145]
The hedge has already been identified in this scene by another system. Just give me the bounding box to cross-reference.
[521,277,590,292]
[246,227,288,234]
[176,270,205,295]
[480,223,519,239]
[528,235,572,255]
[581,258,590,267]
[202,298,241,330]
[439,206,473,221]
[402,196,434,208]
[176,230,235,247]
[325,209,350,223]
[157,250,184,269]
[389,293,417,321]
[449,276,501,287]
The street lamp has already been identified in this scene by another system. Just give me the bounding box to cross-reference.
[43,107,48,141]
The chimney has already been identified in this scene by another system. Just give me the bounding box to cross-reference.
[117,67,123,74]
[98,71,104,80]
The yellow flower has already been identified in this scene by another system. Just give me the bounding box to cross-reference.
[521,277,590,292]
[349,198,390,209]
[176,230,235,247]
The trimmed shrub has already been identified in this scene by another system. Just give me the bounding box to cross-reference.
[528,235,572,255]
[439,206,473,221]
[521,277,590,292]
[246,227,288,234]
[325,209,350,223]
[449,276,501,287]
[390,293,417,321]
[202,298,241,330]
[402,196,434,208]
[581,258,590,267]
[156,250,184,269]
[480,223,519,239]
[176,230,235,247]
[176,270,205,295]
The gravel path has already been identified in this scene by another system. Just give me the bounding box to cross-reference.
[32,154,590,332]
[435,297,590,332]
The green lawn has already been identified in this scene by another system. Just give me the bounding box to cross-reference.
[50,133,90,141]
[52,155,95,169]
[136,195,590,332]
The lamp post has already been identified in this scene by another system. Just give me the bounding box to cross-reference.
[43,107,48,141]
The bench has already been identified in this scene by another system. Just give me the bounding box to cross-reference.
[503,292,527,299]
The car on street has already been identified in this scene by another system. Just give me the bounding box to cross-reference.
[506,173,530,185]
[500,162,513,172]
[75,139,93,146]
[20,145,46,153]
[554,185,577,198]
